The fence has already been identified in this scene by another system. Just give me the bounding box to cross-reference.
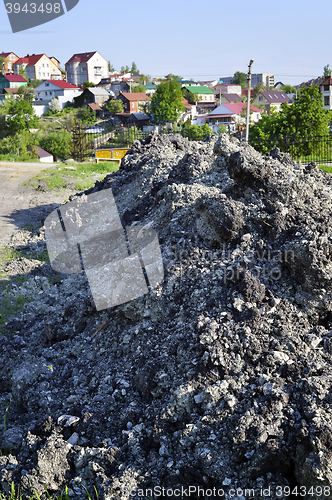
[249,135,332,165]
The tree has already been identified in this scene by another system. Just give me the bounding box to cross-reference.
[251,83,268,101]
[17,86,35,103]
[121,65,130,74]
[233,71,247,88]
[250,85,330,154]
[78,106,96,125]
[39,131,72,160]
[18,66,27,80]
[108,61,115,73]
[281,84,297,94]
[131,83,146,93]
[104,100,124,114]
[5,99,39,135]
[0,57,6,75]
[164,74,182,81]
[48,97,62,114]
[150,80,185,123]
[83,81,94,88]
[324,64,332,77]
[130,61,139,74]
[182,88,200,104]
[27,79,42,88]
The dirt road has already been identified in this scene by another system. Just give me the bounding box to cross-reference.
[0,161,76,248]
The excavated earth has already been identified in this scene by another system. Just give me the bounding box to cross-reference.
[2,134,332,499]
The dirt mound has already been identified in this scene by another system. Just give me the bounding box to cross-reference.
[2,133,332,498]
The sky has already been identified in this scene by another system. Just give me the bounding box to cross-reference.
[0,0,330,86]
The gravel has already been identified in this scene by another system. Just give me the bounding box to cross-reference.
[1,133,332,499]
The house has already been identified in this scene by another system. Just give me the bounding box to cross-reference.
[252,90,291,113]
[193,103,261,133]
[213,83,242,97]
[0,74,27,93]
[27,146,53,163]
[197,80,218,89]
[217,93,243,104]
[117,92,151,113]
[13,54,62,80]
[34,80,82,106]
[143,83,157,96]
[115,112,150,128]
[182,85,215,103]
[88,103,104,118]
[80,87,110,106]
[0,52,18,74]
[320,77,332,110]
[181,97,196,122]
[65,52,108,86]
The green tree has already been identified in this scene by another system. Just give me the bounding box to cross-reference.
[131,83,146,93]
[324,65,332,77]
[17,86,35,103]
[164,74,182,81]
[78,106,96,125]
[27,79,42,88]
[250,85,330,155]
[182,89,200,104]
[121,65,130,74]
[0,57,6,75]
[39,131,72,160]
[104,100,124,113]
[83,81,95,88]
[130,61,139,74]
[182,123,213,141]
[5,99,39,135]
[150,80,185,123]
[233,71,247,88]
[18,66,27,80]
[108,61,115,73]
[281,84,297,94]
[251,83,268,101]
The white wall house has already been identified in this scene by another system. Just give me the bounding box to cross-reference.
[65,52,108,86]
[34,80,82,107]
[14,54,61,80]
[320,77,332,110]
[193,103,261,133]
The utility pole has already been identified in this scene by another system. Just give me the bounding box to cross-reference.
[245,59,254,142]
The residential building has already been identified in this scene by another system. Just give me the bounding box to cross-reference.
[182,85,215,103]
[143,83,157,96]
[65,52,108,86]
[218,93,243,104]
[320,77,332,110]
[0,74,27,93]
[87,103,104,118]
[14,54,61,80]
[34,80,82,107]
[252,90,291,113]
[117,92,152,113]
[115,112,150,128]
[0,52,18,74]
[194,102,261,133]
[213,83,242,97]
[251,73,275,89]
[219,76,234,85]
[197,80,218,89]
[80,87,110,106]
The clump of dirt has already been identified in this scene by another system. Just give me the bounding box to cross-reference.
[2,133,332,499]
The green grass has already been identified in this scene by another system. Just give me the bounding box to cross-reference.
[0,483,99,500]
[318,164,332,173]
[24,161,119,191]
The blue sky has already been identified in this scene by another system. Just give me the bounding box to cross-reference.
[0,0,330,86]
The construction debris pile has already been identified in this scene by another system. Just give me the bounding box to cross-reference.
[1,133,332,499]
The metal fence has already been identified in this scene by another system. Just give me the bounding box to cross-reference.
[249,135,332,165]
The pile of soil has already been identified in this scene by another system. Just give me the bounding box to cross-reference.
[1,133,332,499]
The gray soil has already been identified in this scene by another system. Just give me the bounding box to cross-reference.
[0,161,77,248]
[1,134,332,499]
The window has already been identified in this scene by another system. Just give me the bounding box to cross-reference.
[324,85,329,91]
[259,96,263,101]
[324,96,330,106]
[45,82,49,86]
[132,102,134,108]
